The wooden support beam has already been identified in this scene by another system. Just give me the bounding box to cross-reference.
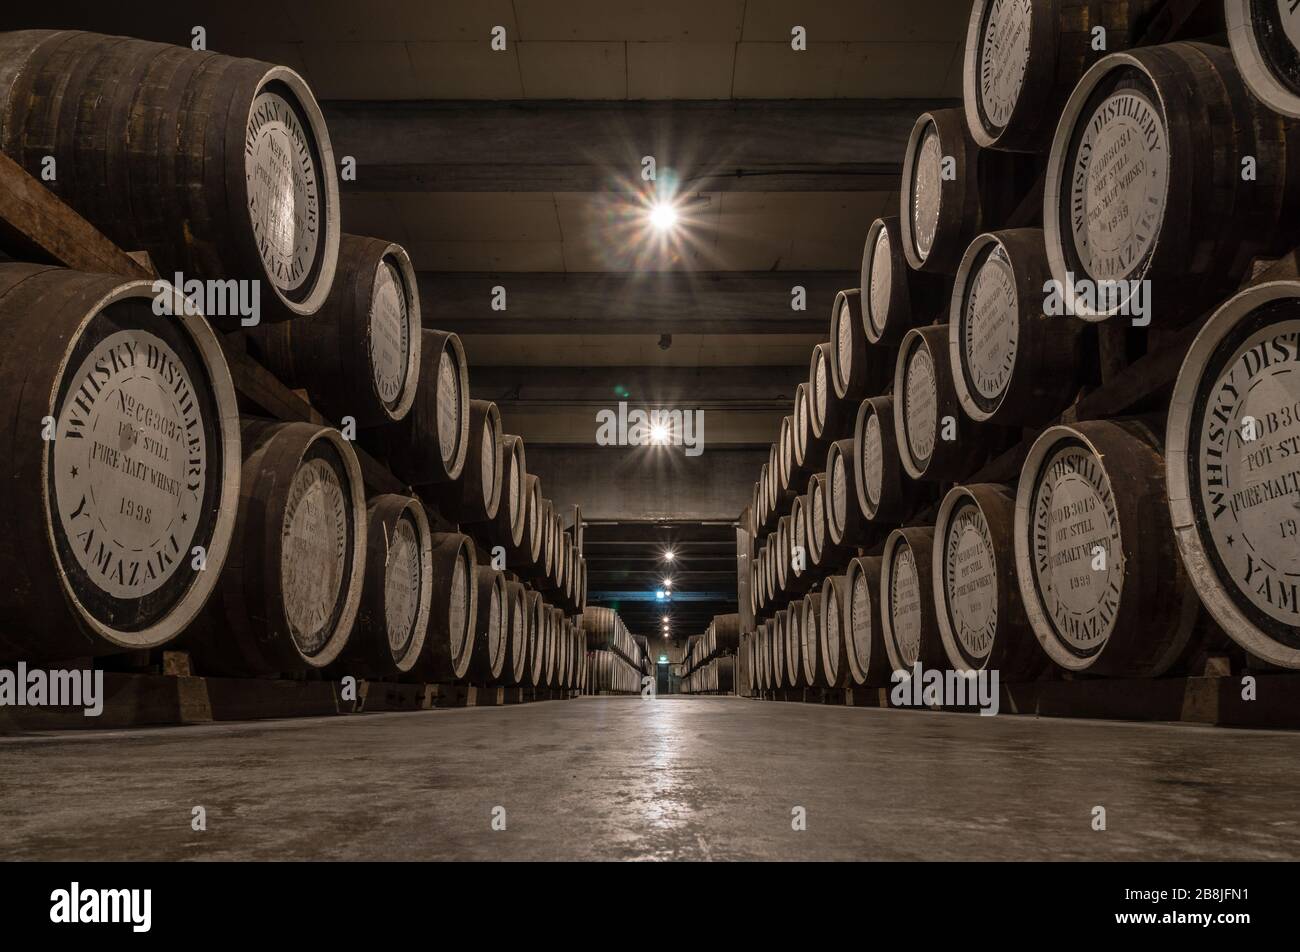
[323,99,951,193]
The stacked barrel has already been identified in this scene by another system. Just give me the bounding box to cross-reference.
[580,607,651,694]
[0,29,589,701]
[679,615,741,694]
[743,0,1300,702]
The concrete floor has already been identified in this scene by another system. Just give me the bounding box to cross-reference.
[1,696,1298,861]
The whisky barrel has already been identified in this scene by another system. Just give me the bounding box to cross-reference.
[526,590,546,688]
[1014,420,1200,676]
[0,266,239,660]
[1167,280,1300,668]
[788,496,811,594]
[786,600,807,688]
[807,473,844,571]
[843,556,893,687]
[379,330,470,486]
[950,229,1084,426]
[962,0,1163,152]
[775,515,793,595]
[503,580,529,685]
[422,531,479,682]
[0,30,339,322]
[772,609,788,687]
[464,567,506,682]
[340,494,433,676]
[1045,42,1300,322]
[472,433,527,551]
[713,614,742,652]
[801,593,827,688]
[246,235,419,427]
[1228,0,1300,118]
[520,475,544,569]
[830,289,889,402]
[543,606,560,688]
[809,343,850,441]
[894,326,987,481]
[433,400,503,524]
[901,108,1032,274]
[933,483,1046,681]
[861,217,952,345]
[826,439,868,548]
[880,527,947,675]
[188,420,366,675]
[853,396,922,524]
[536,499,556,581]
[818,574,852,688]
[792,383,818,474]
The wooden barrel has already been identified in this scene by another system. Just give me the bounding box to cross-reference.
[853,396,922,523]
[792,383,817,474]
[894,326,987,481]
[801,592,827,688]
[773,609,789,687]
[819,574,852,688]
[826,438,868,547]
[1167,280,1300,669]
[1228,0,1300,118]
[901,108,1032,274]
[933,483,1046,681]
[520,475,544,569]
[525,590,546,687]
[788,495,810,593]
[713,614,742,652]
[464,566,506,683]
[246,235,419,427]
[1014,419,1200,676]
[434,400,503,524]
[880,527,947,675]
[786,600,807,688]
[950,229,1084,426]
[0,266,239,660]
[861,217,952,345]
[188,420,365,675]
[807,473,843,571]
[472,433,527,551]
[379,330,470,486]
[503,580,529,685]
[809,343,850,441]
[543,606,560,688]
[830,289,889,402]
[775,515,793,596]
[1045,42,1300,322]
[843,556,893,687]
[0,31,340,322]
[340,494,433,676]
[422,531,479,682]
[716,656,736,693]
[962,0,1164,152]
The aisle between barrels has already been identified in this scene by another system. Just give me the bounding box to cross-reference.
[1,698,1297,862]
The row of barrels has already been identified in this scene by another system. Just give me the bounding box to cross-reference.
[680,615,741,676]
[750,266,1300,686]
[580,606,652,675]
[681,657,735,695]
[582,649,646,695]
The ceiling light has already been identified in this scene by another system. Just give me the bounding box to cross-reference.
[663,549,675,562]
[648,202,678,231]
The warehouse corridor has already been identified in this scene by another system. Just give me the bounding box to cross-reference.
[2,699,1297,862]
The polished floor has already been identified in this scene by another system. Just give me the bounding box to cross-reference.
[1,696,1297,861]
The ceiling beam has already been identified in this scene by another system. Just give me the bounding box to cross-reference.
[472,365,807,404]
[323,99,951,192]
[422,271,854,335]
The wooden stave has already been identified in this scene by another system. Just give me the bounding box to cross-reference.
[340,493,433,677]
[188,419,366,675]
[377,329,470,486]
[880,527,947,676]
[1044,41,1300,323]
[932,483,1046,682]
[949,228,1085,426]
[245,235,421,427]
[900,108,1032,274]
[894,325,989,482]
[0,267,241,660]
[1227,0,1300,119]
[843,556,894,687]
[1014,419,1202,677]
[0,30,340,321]
[861,216,952,345]
[1166,280,1300,668]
